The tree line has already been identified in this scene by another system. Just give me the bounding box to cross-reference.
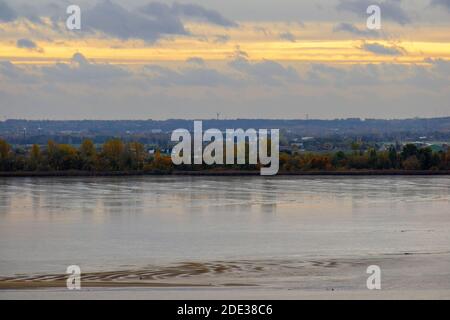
[0,139,171,173]
[0,138,449,173]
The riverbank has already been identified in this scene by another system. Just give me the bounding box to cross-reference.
[2,288,449,300]
[1,169,449,177]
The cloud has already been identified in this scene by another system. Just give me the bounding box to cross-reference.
[186,57,205,66]
[144,64,237,87]
[171,2,238,27]
[337,0,411,25]
[0,1,236,42]
[214,35,230,43]
[16,38,38,49]
[1,59,449,119]
[71,52,89,64]
[143,57,300,87]
[254,26,270,36]
[230,45,249,59]
[83,1,187,42]
[228,57,299,85]
[360,42,404,56]
[430,0,450,11]
[83,1,237,42]
[333,22,380,37]
[305,63,383,87]
[0,0,16,22]
[0,1,63,25]
[0,60,38,84]
[279,32,296,42]
[303,61,450,90]
[41,52,130,83]
[0,60,21,79]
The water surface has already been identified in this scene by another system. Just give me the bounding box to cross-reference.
[0,176,449,279]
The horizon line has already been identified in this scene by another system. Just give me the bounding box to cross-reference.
[1,116,450,122]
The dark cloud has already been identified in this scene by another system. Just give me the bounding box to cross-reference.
[230,45,248,59]
[16,38,37,49]
[337,0,411,25]
[430,0,450,11]
[0,1,63,25]
[171,2,238,27]
[333,22,380,38]
[83,1,237,42]
[72,52,89,64]
[279,32,296,42]
[360,42,404,56]
[0,1,236,42]
[0,0,16,22]
[84,1,187,42]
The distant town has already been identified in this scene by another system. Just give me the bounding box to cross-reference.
[1,117,448,155]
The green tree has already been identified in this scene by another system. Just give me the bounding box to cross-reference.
[332,151,347,168]
[418,147,432,170]
[368,148,377,169]
[388,145,398,168]
[401,144,418,160]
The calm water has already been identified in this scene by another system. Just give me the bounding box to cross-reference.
[0,176,449,276]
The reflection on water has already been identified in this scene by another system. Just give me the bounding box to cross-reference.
[0,176,449,276]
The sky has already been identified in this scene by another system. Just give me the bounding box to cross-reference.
[0,0,449,120]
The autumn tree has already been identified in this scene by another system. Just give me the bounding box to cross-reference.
[27,144,41,171]
[101,139,125,170]
[0,139,12,171]
[146,149,173,173]
[402,156,421,170]
[79,139,97,170]
[125,142,145,170]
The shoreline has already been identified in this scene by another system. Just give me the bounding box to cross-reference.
[2,288,450,300]
[0,169,449,178]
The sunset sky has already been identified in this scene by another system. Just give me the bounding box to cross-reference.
[0,0,449,119]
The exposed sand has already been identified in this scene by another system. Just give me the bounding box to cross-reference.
[1,253,449,299]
